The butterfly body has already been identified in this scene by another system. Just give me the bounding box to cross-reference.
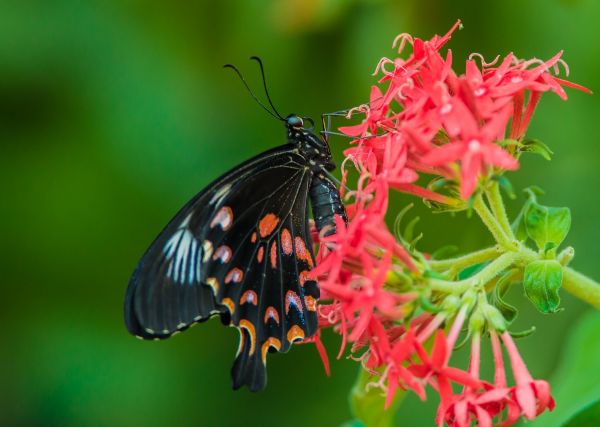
[125,114,346,391]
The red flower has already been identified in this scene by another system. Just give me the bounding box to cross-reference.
[412,331,481,413]
[422,103,519,198]
[441,332,512,427]
[502,332,555,419]
[339,85,389,137]
[384,328,426,406]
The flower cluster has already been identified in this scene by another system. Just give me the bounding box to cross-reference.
[310,21,588,427]
[339,20,589,200]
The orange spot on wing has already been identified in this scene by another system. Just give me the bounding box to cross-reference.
[281,229,293,255]
[257,246,264,263]
[210,206,233,230]
[304,295,317,312]
[240,320,256,355]
[261,337,282,365]
[299,270,310,286]
[287,325,305,343]
[225,268,244,284]
[251,232,257,243]
[263,306,280,325]
[240,290,258,306]
[259,213,280,238]
[270,241,277,268]
[285,290,303,315]
[206,277,219,294]
[221,297,235,315]
[235,328,244,356]
[295,237,314,267]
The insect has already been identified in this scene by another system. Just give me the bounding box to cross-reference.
[124,57,347,392]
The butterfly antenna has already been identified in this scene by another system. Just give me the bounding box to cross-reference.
[223,63,282,120]
[249,56,285,120]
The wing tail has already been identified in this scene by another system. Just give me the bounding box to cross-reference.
[231,328,267,392]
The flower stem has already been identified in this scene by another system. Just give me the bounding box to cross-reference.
[428,246,501,273]
[428,252,522,294]
[486,181,515,239]
[562,267,600,309]
[472,194,514,249]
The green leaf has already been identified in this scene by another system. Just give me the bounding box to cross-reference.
[520,137,554,160]
[564,399,600,426]
[523,260,563,313]
[350,368,405,427]
[511,187,546,242]
[524,197,571,252]
[527,311,600,427]
[490,269,519,324]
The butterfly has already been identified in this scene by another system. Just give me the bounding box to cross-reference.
[124,58,347,392]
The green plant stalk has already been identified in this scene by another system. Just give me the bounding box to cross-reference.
[472,194,514,249]
[562,268,600,309]
[486,181,515,239]
[428,246,501,272]
[428,252,523,294]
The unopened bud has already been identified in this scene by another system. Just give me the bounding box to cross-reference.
[557,246,575,267]
[482,304,507,332]
[461,288,477,309]
[442,295,461,312]
[468,310,485,334]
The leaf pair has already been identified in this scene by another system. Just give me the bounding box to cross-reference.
[513,188,571,313]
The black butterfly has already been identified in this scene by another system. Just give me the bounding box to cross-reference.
[124,58,347,392]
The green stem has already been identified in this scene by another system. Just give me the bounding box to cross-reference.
[486,182,515,239]
[563,267,600,309]
[428,252,522,294]
[472,194,514,249]
[428,246,501,272]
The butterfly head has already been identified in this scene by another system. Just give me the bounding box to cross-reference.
[286,114,336,171]
[285,114,305,129]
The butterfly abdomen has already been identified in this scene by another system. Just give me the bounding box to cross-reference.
[309,174,347,237]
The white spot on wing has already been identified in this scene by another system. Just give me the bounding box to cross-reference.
[210,206,233,230]
[163,219,202,285]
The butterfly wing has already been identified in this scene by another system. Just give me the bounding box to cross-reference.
[125,144,319,390]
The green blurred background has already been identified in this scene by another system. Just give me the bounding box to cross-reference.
[2,1,599,426]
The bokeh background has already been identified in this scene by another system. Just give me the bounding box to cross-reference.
[2,1,600,426]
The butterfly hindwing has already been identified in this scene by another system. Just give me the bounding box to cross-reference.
[125,143,319,390]
[214,163,319,391]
